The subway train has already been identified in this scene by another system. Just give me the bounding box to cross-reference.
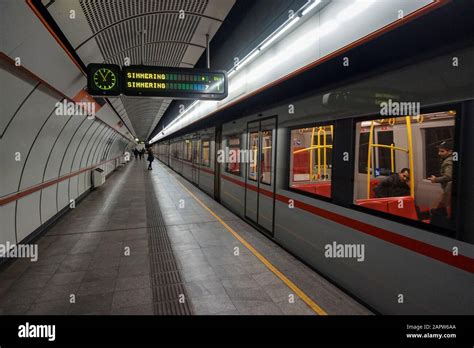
[151,43,474,315]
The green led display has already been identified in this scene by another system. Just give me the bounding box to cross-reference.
[122,65,228,100]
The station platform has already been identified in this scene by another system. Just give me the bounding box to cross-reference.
[0,160,371,316]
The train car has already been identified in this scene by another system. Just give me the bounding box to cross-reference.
[156,127,217,198]
[153,41,474,314]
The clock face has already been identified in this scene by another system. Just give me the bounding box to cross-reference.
[93,68,117,91]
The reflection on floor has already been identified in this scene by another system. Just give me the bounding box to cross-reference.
[0,160,371,315]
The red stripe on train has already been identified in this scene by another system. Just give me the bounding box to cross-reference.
[220,174,474,274]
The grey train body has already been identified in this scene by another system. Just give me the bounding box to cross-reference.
[154,46,474,314]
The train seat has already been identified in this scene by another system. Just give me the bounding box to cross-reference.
[357,196,418,220]
[370,179,380,198]
[387,197,418,220]
[314,182,331,198]
[293,148,309,174]
[356,198,389,213]
[291,182,332,197]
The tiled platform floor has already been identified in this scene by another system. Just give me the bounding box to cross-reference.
[0,159,371,315]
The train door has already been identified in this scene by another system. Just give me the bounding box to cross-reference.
[192,137,200,185]
[245,117,277,236]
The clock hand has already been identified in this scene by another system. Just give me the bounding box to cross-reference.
[104,70,111,80]
[99,69,106,82]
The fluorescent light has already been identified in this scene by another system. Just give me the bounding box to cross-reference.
[235,49,260,71]
[261,16,300,50]
[302,0,322,16]
[337,0,376,22]
[166,101,199,128]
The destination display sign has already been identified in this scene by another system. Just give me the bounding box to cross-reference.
[122,66,228,100]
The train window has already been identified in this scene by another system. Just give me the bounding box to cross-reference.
[184,140,192,161]
[261,130,272,185]
[194,139,201,164]
[178,142,182,159]
[353,111,457,232]
[248,132,259,181]
[289,125,333,198]
[202,139,210,167]
[172,143,177,158]
[226,136,241,175]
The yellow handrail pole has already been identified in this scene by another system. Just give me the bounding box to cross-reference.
[293,145,333,154]
[406,116,415,198]
[371,144,408,152]
[367,121,375,199]
[317,127,325,179]
[310,128,315,180]
[322,128,327,178]
[390,143,395,173]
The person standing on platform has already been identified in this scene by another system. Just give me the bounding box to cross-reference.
[147,148,155,170]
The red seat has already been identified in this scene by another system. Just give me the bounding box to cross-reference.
[356,199,389,213]
[293,148,309,175]
[292,182,331,198]
[387,197,418,220]
[370,179,380,198]
[357,196,418,221]
[315,182,331,198]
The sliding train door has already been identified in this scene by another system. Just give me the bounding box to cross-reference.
[192,137,200,185]
[245,117,277,236]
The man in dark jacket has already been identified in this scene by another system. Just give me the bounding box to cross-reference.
[147,148,154,170]
[428,140,453,228]
[429,140,453,213]
[374,168,410,198]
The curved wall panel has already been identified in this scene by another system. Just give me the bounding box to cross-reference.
[0,1,134,249]
[0,66,37,137]
[1,85,59,197]
[19,106,70,190]
[68,122,102,201]
[0,68,132,246]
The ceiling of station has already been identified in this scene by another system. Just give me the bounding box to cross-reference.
[46,0,236,140]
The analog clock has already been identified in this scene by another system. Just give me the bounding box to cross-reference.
[93,68,117,91]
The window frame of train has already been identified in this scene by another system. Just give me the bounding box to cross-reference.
[184,139,192,162]
[225,135,242,176]
[201,138,211,167]
[287,121,335,202]
[350,103,462,237]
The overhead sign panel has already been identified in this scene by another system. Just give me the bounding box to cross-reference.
[87,64,121,96]
[122,65,228,100]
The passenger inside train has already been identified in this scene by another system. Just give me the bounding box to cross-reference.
[288,111,458,229]
[373,168,410,198]
[353,111,456,230]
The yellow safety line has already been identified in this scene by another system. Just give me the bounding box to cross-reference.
[172,174,328,315]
